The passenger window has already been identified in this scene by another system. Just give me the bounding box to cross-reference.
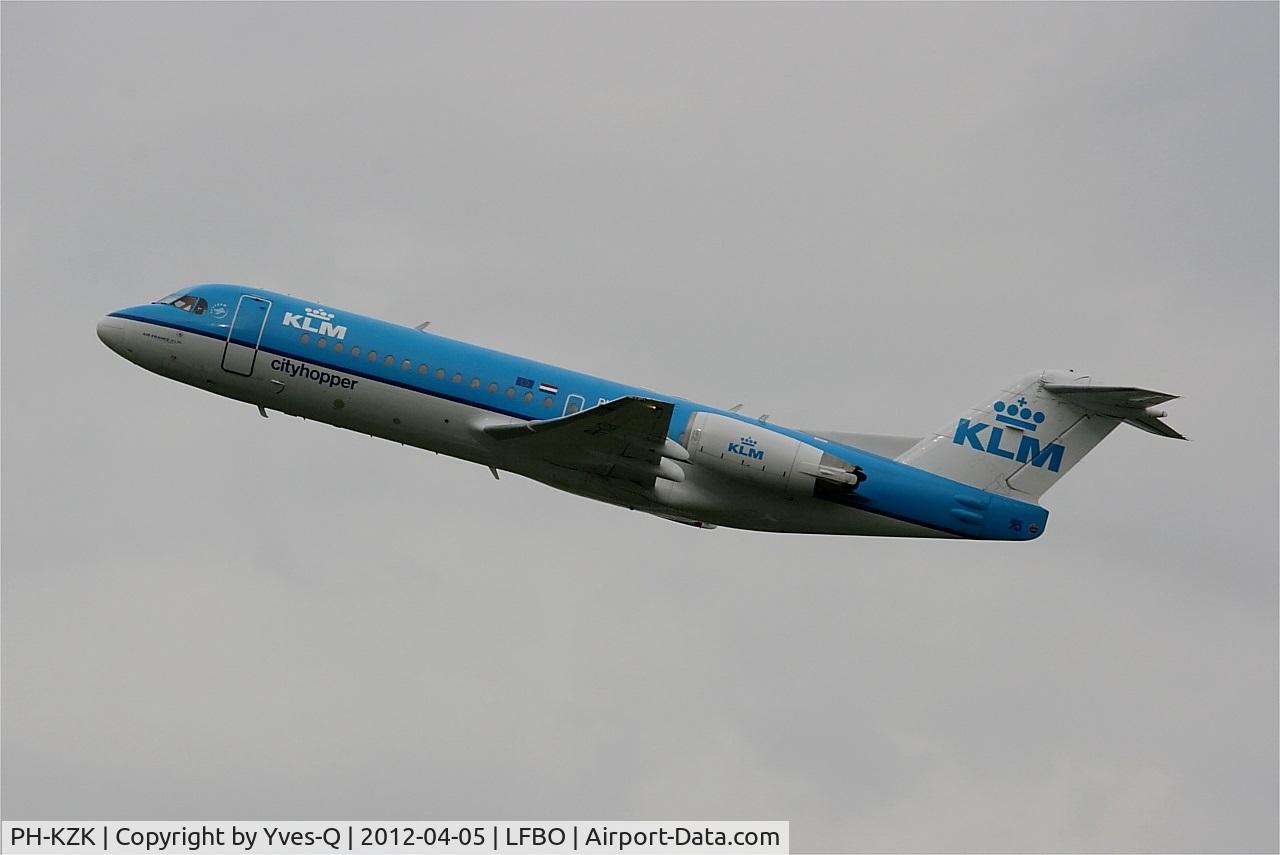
[487,382,498,394]
[451,373,462,384]
[367,351,377,362]
[522,391,534,403]
[469,378,480,389]
[384,355,394,366]
[317,338,327,349]
[299,333,311,344]
[543,397,554,408]
[417,364,428,374]
[506,387,516,398]
[350,346,360,357]
[333,342,344,354]
[435,368,445,379]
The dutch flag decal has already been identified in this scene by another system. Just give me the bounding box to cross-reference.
[538,382,559,395]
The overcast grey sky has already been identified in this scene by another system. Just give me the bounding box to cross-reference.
[3,3,1276,852]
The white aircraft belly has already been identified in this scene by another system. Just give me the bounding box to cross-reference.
[118,318,489,461]
[117,317,953,538]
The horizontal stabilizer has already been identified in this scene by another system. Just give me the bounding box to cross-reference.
[1043,384,1186,440]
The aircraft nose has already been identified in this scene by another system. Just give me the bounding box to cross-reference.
[97,316,129,356]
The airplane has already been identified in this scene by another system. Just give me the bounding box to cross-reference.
[97,284,1184,540]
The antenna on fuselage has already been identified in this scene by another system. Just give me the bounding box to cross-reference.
[729,403,744,413]
[414,321,431,331]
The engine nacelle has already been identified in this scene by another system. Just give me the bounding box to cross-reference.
[683,412,828,496]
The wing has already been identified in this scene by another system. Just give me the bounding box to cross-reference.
[483,396,686,484]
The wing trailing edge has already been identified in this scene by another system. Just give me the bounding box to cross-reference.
[482,396,685,485]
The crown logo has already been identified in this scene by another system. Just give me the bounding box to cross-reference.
[304,307,335,321]
[993,399,1046,431]
[738,436,759,447]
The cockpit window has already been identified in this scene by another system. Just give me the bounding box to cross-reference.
[154,293,207,314]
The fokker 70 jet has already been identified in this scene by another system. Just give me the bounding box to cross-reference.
[98,285,1183,540]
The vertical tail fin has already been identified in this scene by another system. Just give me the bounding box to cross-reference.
[897,370,1183,501]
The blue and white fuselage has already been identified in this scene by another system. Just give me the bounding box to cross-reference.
[98,284,1183,540]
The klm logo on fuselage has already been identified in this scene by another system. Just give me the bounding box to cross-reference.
[283,307,347,340]
[727,436,764,460]
[953,399,1065,472]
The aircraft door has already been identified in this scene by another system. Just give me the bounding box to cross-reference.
[221,295,272,376]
